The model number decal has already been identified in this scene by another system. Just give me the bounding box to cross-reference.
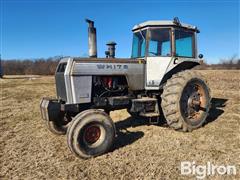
[97,64,128,70]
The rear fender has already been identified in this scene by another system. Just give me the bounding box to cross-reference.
[160,61,200,87]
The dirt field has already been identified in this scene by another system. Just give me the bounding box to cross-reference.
[1,70,240,179]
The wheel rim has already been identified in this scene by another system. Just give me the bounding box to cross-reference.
[83,124,101,144]
[180,79,208,124]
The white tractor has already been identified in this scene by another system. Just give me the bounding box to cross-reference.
[40,18,211,159]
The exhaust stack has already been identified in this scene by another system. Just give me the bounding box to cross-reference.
[86,19,97,58]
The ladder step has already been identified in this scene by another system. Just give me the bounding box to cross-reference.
[130,97,160,118]
[139,112,159,117]
[132,97,157,103]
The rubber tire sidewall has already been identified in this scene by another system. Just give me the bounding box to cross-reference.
[67,109,115,159]
[46,120,67,135]
[161,70,211,132]
[180,78,211,128]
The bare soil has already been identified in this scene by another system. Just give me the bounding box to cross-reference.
[0,70,240,179]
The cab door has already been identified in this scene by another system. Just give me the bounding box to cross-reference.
[146,56,172,89]
[145,28,173,90]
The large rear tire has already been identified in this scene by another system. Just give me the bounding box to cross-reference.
[67,109,116,159]
[161,70,211,132]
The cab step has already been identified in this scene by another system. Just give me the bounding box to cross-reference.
[139,112,160,117]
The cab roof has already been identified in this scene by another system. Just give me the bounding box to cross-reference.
[132,19,199,32]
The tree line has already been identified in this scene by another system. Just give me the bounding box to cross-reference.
[1,55,239,75]
[1,57,61,75]
[196,55,240,70]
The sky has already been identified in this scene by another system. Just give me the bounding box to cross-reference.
[0,0,239,64]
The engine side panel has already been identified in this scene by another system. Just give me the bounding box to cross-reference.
[71,76,92,103]
[71,59,145,91]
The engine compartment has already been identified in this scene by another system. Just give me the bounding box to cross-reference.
[92,75,128,98]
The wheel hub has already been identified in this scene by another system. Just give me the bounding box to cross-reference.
[187,91,201,113]
[83,125,101,144]
[181,83,206,122]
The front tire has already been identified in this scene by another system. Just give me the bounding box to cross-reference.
[45,114,70,135]
[161,70,211,132]
[67,109,116,159]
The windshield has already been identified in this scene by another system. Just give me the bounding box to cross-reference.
[131,30,146,58]
[148,28,171,57]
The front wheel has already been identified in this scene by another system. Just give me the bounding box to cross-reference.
[161,70,211,132]
[67,109,116,159]
[45,114,70,135]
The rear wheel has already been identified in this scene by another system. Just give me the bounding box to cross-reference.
[67,109,116,159]
[161,70,211,132]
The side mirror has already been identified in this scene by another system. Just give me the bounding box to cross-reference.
[198,54,203,59]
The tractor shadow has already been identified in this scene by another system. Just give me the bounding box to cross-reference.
[111,117,147,151]
[112,116,167,151]
[204,97,228,125]
[111,97,227,151]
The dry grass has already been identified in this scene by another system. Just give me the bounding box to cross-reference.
[0,70,240,179]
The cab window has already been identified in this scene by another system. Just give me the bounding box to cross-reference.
[175,29,195,57]
[148,28,171,57]
[131,30,147,58]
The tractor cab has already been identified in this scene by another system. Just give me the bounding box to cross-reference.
[131,18,199,59]
[131,18,201,89]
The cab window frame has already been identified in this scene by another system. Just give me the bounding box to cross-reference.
[173,28,196,58]
[131,29,147,58]
[146,27,173,57]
